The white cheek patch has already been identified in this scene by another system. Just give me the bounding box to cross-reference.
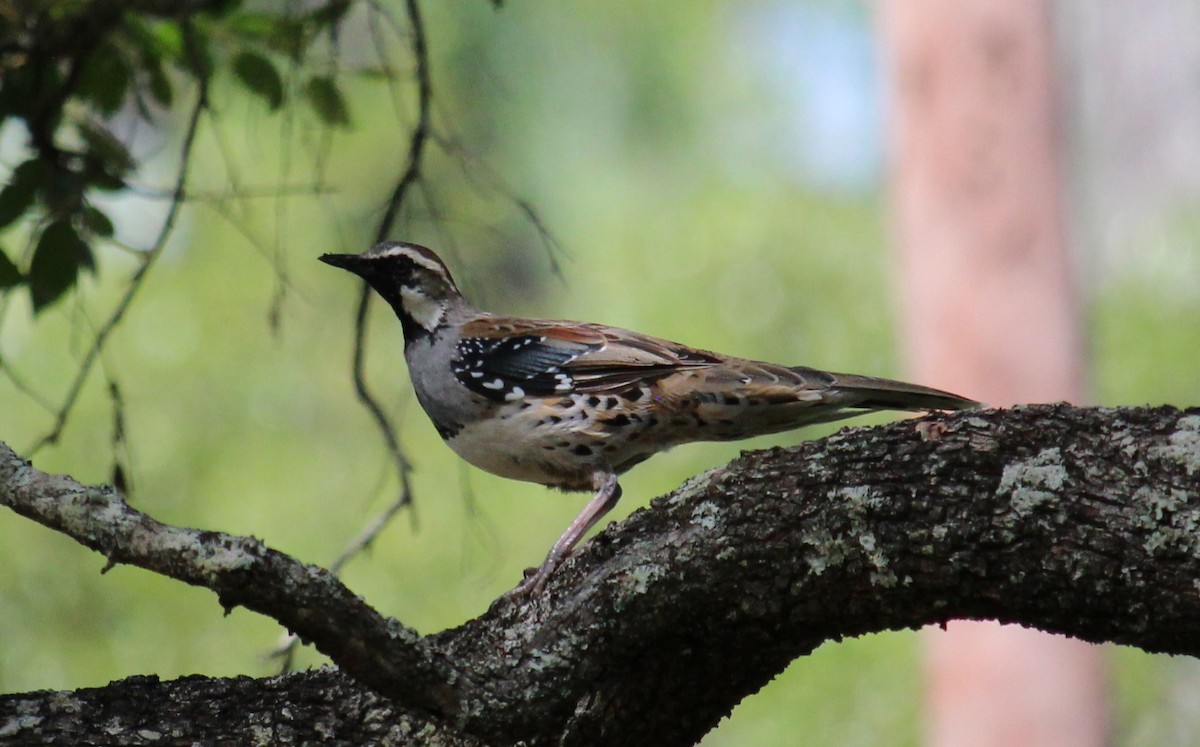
[400,286,445,330]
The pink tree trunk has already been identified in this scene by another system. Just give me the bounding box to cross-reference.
[879,2,1108,745]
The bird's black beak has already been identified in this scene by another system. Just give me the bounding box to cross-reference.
[318,253,367,276]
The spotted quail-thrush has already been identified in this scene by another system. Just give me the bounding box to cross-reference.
[320,241,977,596]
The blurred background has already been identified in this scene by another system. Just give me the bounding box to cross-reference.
[2,1,1199,744]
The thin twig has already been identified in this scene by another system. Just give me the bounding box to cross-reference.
[0,355,57,412]
[375,0,431,243]
[429,127,568,279]
[28,73,209,456]
[105,377,134,497]
[513,196,567,276]
[276,0,432,673]
[350,0,430,494]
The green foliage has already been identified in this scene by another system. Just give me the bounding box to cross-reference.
[76,42,134,116]
[232,51,284,110]
[0,0,355,314]
[304,75,351,126]
[0,161,46,230]
[28,219,94,311]
[0,249,21,289]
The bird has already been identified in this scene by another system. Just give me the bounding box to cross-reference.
[320,241,977,598]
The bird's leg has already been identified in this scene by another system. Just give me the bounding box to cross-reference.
[509,471,622,598]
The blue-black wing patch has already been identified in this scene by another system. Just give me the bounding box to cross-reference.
[452,334,597,402]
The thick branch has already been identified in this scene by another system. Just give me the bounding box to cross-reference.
[2,405,1199,746]
[0,670,479,747]
[0,443,470,718]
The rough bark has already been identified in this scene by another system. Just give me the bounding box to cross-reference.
[2,404,1199,746]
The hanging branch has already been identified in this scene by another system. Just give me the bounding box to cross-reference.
[346,0,431,535]
[29,65,210,455]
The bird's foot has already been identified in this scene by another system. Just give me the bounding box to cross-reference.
[489,557,564,612]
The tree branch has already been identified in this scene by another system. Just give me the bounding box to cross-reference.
[0,442,470,718]
[2,405,1198,745]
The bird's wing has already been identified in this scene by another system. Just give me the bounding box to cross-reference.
[452,319,719,402]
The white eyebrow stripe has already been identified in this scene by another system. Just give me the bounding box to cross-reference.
[364,243,448,275]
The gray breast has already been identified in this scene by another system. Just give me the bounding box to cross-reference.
[405,328,492,440]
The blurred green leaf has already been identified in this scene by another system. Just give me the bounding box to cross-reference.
[207,0,245,17]
[181,27,214,81]
[123,18,179,112]
[307,1,352,29]
[82,206,115,238]
[0,64,60,122]
[41,164,86,215]
[127,17,185,64]
[127,16,167,58]
[29,221,94,313]
[153,21,186,61]
[232,51,284,110]
[0,249,21,290]
[0,160,48,231]
[77,45,132,115]
[304,76,349,127]
[228,13,305,59]
[146,60,174,107]
[87,167,126,193]
[226,11,276,38]
[78,120,136,177]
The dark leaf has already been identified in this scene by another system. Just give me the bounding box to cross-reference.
[304,76,349,127]
[82,206,115,238]
[42,164,86,215]
[29,221,94,313]
[181,28,214,81]
[0,249,21,290]
[129,17,185,64]
[232,51,284,110]
[77,45,132,115]
[147,61,174,107]
[88,169,126,192]
[226,11,276,38]
[123,19,179,111]
[0,64,60,121]
[77,152,127,194]
[267,21,307,60]
[126,15,167,59]
[228,13,305,59]
[307,1,352,29]
[207,0,245,18]
[0,160,48,230]
[78,120,136,177]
